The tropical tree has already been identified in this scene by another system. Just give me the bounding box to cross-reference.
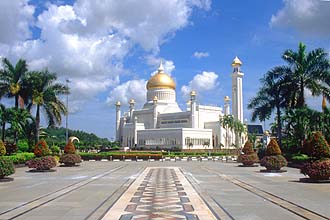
[24,70,69,141]
[0,58,28,108]
[0,104,10,142]
[248,66,289,147]
[220,114,246,150]
[282,42,330,108]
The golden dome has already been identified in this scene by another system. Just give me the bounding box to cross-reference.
[232,56,242,67]
[224,96,230,102]
[146,62,176,90]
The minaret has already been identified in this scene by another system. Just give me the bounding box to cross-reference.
[231,56,244,123]
[190,90,197,128]
[129,98,135,122]
[224,96,230,115]
[153,96,158,128]
[115,101,121,141]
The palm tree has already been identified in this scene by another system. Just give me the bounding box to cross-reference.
[0,104,10,142]
[0,58,28,108]
[220,114,246,149]
[282,42,330,108]
[24,70,69,141]
[248,66,289,147]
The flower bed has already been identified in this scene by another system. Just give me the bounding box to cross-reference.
[59,154,82,166]
[26,156,57,171]
[301,160,330,180]
[260,155,288,171]
[0,157,15,179]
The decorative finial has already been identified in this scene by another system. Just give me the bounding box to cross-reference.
[224,96,230,102]
[153,96,158,102]
[232,56,242,67]
[190,90,196,97]
[158,60,165,73]
[322,95,327,110]
[115,101,121,106]
[129,99,135,105]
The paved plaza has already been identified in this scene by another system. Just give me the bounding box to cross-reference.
[0,161,330,220]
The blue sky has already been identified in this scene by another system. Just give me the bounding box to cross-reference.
[1,0,330,139]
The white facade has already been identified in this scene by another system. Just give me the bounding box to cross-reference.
[115,58,245,150]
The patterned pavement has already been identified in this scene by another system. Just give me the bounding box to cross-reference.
[102,167,217,220]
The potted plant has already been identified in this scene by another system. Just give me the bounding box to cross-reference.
[260,139,287,172]
[26,140,57,172]
[238,140,258,166]
[59,137,82,166]
[0,140,15,182]
[300,132,330,181]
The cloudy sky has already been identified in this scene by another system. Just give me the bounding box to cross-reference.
[0,0,330,139]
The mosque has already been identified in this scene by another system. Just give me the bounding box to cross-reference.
[115,57,245,150]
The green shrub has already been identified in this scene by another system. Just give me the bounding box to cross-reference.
[291,154,309,162]
[34,140,51,157]
[0,157,15,178]
[59,154,82,166]
[17,140,29,152]
[266,139,282,156]
[5,153,35,164]
[0,140,6,156]
[260,155,288,170]
[50,145,60,155]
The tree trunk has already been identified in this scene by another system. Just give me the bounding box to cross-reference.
[35,104,40,142]
[299,78,305,107]
[276,104,282,147]
[13,94,19,144]
[1,122,5,142]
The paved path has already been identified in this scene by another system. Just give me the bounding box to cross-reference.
[0,161,330,220]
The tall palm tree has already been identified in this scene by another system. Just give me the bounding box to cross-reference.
[0,104,10,142]
[282,42,330,108]
[248,66,289,147]
[0,58,28,108]
[24,70,69,141]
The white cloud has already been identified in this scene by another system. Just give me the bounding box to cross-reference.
[193,51,209,58]
[106,79,147,107]
[0,0,34,44]
[0,0,211,113]
[270,0,330,36]
[181,71,218,97]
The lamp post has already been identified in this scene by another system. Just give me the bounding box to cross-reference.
[65,79,70,144]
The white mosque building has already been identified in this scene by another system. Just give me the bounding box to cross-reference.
[115,57,245,150]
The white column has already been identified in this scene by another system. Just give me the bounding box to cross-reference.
[153,96,158,129]
[133,116,137,147]
[231,56,244,147]
[115,101,121,142]
[190,91,197,128]
[129,99,135,122]
[224,96,230,115]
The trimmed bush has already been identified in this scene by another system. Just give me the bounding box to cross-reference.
[17,140,29,152]
[300,132,330,180]
[261,139,287,171]
[0,141,6,156]
[5,142,18,155]
[59,154,82,166]
[266,139,282,155]
[260,155,288,171]
[34,140,51,157]
[26,156,57,170]
[0,157,15,178]
[301,160,330,180]
[238,140,258,166]
[64,142,76,154]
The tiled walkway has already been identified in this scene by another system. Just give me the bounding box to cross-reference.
[102,167,217,220]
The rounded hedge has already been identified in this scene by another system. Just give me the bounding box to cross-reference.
[238,153,258,166]
[26,156,57,170]
[242,140,254,155]
[0,157,15,178]
[59,154,82,166]
[0,141,6,156]
[260,155,287,171]
[266,139,282,156]
[301,159,330,180]
[303,132,330,160]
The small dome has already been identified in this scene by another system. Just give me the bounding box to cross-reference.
[146,62,176,90]
[232,56,242,67]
